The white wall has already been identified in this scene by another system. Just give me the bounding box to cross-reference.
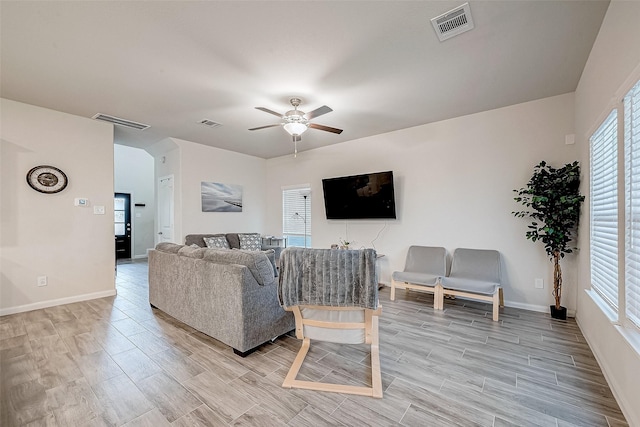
[148,137,267,244]
[574,1,640,425]
[266,93,579,313]
[114,144,155,258]
[0,98,115,315]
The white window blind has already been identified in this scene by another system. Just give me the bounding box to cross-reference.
[590,109,619,309]
[625,80,640,328]
[282,186,311,247]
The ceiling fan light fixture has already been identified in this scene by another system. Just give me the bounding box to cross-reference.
[283,122,308,136]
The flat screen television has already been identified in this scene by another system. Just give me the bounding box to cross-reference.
[322,171,397,219]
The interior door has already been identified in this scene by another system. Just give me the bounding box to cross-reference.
[158,175,175,243]
[114,193,131,259]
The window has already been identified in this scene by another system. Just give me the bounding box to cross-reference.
[590,77,640,331]
[282,186,311,247]
[625,80,640,327]
[590,110,619,309]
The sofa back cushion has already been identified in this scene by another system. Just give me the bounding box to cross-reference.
[185,234,225,247]
[178,246,207,258]
[203,248,274,285]
[155,242,183,253]
[225,233,241,249]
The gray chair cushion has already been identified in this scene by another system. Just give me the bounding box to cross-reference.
[440,248,501,295]
[403,246,447,275]
[392,246,446,287]
[439,276,499,295]
[392,271,439,286]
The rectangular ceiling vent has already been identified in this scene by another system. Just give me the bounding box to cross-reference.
[92,113,150,130]
[198,119,222,128]
[431,2,474,42]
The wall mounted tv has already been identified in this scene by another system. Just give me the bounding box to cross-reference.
[322,171,397,220]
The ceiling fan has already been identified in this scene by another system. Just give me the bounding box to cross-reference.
[249,98,343,155]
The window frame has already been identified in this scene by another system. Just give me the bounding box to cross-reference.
[282,184,312,248]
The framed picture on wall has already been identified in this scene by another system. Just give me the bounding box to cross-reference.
[201,182,243,212]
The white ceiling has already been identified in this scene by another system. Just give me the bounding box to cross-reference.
[0,1,609,159]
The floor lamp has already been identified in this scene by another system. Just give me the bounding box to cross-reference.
[299,189,311,248]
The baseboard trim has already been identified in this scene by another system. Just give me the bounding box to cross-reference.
[0,289,117,316]
[381,284,576,316]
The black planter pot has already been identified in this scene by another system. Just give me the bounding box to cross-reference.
[550,305,567,320]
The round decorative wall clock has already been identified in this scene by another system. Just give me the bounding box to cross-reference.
[26,165,68,194]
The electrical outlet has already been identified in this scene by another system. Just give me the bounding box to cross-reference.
[93,206,105,215]
[535,278,544,289]
[37,276,47,287]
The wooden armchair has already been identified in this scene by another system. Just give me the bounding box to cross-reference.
[278,247,383,398]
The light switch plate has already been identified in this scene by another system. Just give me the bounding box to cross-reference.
[74,198,89,206]
[93,206,105,215]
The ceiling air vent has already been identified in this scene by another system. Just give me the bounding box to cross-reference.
[431,2,474,42]
[92,113,150,130]
[198,119,222,128]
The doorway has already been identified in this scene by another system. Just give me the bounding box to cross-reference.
[158,175,175,243]
[115,192,131,259]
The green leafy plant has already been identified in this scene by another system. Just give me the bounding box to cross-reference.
[339,238,354,249]
[513,161,585,312]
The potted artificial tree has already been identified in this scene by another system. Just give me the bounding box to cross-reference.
[513,160,585,320]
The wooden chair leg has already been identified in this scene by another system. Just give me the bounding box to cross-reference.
[499,287,504,307]
[390,279,397,301]
[283,337,310,388]
[492,291,500,321]
[435,284,444,310]
[370,315,382,398]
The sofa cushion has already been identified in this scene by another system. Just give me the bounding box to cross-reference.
[155,242,183,253]
[263,249,278,277]
[225,233,241,249]
[203,236,230,249]
[178,246,207,258]
[185,234,225,247]
[203,249,275,285]
[238,233,261,251]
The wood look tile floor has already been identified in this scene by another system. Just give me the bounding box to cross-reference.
[0,259,629,426]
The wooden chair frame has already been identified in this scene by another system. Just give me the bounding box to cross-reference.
[282,305,383,398]
[391,279,443,309]
[438,286,503,321]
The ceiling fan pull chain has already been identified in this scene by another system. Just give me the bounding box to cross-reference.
[294,137,298,157]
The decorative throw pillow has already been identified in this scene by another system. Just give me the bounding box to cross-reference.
[203,236,230,249]
[238,233,261,251]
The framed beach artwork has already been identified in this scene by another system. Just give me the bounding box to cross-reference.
[201,182,243,212]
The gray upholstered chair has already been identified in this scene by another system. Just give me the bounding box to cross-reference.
[391,246,447,309]
[278,247,382,398]
[439,248,503,321]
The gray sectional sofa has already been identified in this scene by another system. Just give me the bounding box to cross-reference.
[148,241,294,356]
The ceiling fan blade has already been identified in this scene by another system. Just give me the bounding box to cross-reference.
[309,123,343,134]
[248,124,281,131]
[305,105,333,120]
[255,107,283,118]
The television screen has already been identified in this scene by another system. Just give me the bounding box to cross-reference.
[322,171,397,219]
